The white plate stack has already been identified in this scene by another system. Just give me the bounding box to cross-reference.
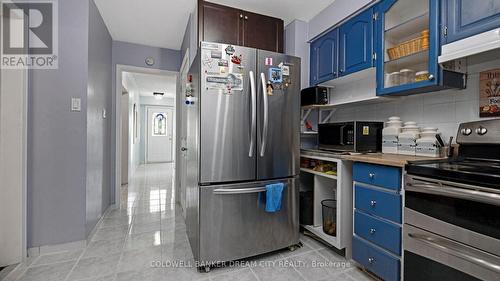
[416,128,441,157]
[398,122,420,156]
[382,117,403,154]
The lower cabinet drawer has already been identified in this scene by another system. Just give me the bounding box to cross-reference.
[354,210,401,255]
[355,184,402,223]
[353,162,401,190]
[353,236,400,281]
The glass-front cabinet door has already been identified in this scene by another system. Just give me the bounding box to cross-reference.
[376,0,440,95]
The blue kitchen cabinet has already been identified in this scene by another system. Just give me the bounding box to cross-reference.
[310,28,339,85]
[375,0,465,96]
[443,0,500,44]
[339,8,375,76]
[353,162,403,281]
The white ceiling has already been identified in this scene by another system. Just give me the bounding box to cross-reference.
[208,0,336,24]
[123,72,177,98]
[94,0,196,50]
[94,0,335,50]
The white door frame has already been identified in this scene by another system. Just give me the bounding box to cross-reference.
[114,65,178,208]
[145,105,174,163]
[0,66,28,265]
[0,9,28,265]
[176,50,189,208]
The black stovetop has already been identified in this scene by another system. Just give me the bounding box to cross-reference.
[406,158,500,189]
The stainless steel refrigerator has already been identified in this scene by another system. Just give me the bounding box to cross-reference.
[184,42,301,266]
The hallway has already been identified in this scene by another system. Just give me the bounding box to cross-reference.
[5,164,372,281]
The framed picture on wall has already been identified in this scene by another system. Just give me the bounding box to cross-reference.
[480,68,500,117]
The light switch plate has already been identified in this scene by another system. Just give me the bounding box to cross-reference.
[71,98,81,112]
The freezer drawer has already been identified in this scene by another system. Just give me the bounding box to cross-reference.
[199,178,299,262]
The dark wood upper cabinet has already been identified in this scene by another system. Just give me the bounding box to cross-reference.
[199,1,242,46]
[198,0,284,53]
[242,11,284,53]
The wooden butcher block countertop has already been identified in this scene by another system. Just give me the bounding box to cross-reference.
[341,153,445,168]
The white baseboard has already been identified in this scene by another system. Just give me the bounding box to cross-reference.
[27,239,87,257]
[86,204,117,244]
[26,204,117,258]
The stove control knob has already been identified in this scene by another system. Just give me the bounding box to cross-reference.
[476,126,488,135]
[461,128,472,136]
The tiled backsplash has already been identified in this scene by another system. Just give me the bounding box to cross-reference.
[328,54,500,143]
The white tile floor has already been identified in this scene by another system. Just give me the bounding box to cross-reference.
[5,163,375,281]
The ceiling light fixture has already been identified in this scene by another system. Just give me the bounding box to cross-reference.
[153,92,164,100]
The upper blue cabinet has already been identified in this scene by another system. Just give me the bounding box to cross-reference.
[442,0,500,44]
[339,8,375,76]
[375,0,464,95]
[310,9,375,86]
[310,28,339,85]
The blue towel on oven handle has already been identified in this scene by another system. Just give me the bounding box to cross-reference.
[265,183,284,213]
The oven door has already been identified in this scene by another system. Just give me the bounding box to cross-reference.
[404,224,500,281]
[404,175,500,280]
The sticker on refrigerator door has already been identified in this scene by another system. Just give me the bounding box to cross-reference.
[202,42,220,50]
[227,73,243,91]
[268,68,283,83]
[225,45,235,55]
[231,55,242,65]
[363,126,370,135]
[211,51,222,59]
[218,59,228,67]
[265,57,273,66]
[281,65,290,76]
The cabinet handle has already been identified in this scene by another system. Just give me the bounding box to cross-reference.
[240,14,243,19]
[370,200,377,207]
[369,173,375,179]
[368,257,375,264]
[244,15,248,20]
[370,228,376,235]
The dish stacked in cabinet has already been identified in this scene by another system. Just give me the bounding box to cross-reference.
[352,162,402,281]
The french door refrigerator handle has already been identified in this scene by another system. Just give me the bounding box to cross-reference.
[213,186,267,195]
[408,233,500,274]
[249,71,256,157]
[260,73,269,157]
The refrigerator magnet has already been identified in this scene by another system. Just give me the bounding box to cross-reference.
[225,45,235,55]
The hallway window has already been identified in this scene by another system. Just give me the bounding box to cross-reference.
[152,112,167,136]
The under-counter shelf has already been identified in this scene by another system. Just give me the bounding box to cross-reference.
[304,225,340,248]
[300,168,338,180]
[299,156,353,254]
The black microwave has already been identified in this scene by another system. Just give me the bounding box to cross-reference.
[318,121,383,153]
[301,86,328,106]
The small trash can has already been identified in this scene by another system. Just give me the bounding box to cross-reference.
[321,199,337,236]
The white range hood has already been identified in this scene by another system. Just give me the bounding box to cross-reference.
[439,27,500,63]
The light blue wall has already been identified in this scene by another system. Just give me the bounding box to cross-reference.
[28,0,114,248]
[180,8,198,67]
[28,0,89,248]
[86,0,113,236]
[285,20,310,89]
[110,42,181,203]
